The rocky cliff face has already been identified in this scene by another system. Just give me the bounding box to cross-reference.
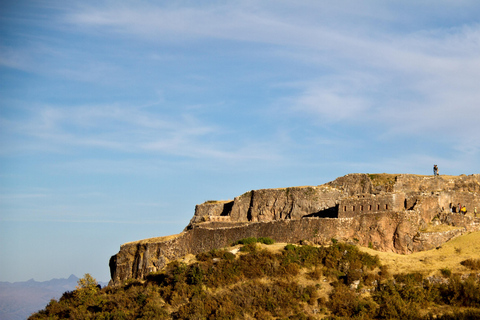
[109,173,480,285]
[187,185,344,227]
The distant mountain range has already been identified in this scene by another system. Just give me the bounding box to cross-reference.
[0,275,108,320]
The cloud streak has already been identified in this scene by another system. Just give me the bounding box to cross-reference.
[3,1,478,165]
[60,2,480,134]
[0,101,283,164]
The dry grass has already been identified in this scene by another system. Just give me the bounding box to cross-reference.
[122,233,183,246]
[358,231,480,277]
[257,242,288,252]
[204,199,232,204]
[368,173,398,185]
[253,232,480,280]
[420,224,464,233]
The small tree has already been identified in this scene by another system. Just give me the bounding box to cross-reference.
[75,273,99,302]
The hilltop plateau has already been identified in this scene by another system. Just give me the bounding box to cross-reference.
[109,173,480,285]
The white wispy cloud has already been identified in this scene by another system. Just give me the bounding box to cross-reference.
[0,193,48,200]
[1,217,184,224]
[286,24,480,152]
[1,102,283,164]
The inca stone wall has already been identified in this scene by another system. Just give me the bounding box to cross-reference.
[190,185,344,226]
[109,173,480,285]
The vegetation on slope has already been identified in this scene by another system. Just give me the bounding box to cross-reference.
[30,235,480,319]
[367,173,398,189]
[359,231,480,277]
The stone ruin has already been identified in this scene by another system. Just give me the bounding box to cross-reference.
[109,173,480,285]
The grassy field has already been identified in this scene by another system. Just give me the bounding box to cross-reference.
[263,232,480,277]
[240,231,480,280]
[122,232,183,246]
[236,232,480,278]
[358,231,480,277]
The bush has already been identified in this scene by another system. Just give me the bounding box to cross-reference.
[257,237,275,245]
[175,280,314,319]
[433,309,480,319]
[196,248,229,261]
[233,237,258,245]
[187,264,204,285]
[233,236,275,246]
[461,258,480,270]
[285,244,296,251]
[240,242,258,253]
[440,267,452,278]
[74,273,99,303]
[328,283,375,318]
[374,281,420,319]
[394,272,423,284]
[223,251,236,260]
[282,244,322,267]
[379,264,390,280]
[438,275,480,308]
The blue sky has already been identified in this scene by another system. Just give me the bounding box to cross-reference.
[1,1,479,282]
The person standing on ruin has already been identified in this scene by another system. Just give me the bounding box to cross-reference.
[433,164,438,176]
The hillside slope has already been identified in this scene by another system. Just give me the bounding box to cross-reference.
[31,233,480,319]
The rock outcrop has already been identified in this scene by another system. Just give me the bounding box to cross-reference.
[109,173,480,285]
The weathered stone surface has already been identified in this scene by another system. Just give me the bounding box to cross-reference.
[186,186,344,227]
[109,173,480,285]
[189,200,234,224]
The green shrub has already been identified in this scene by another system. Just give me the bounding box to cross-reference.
[187,264,204,285]
[74,274,100,303]
[257,237,275,244]
[394,272,423,284]
[233,236,275,246]
[438,275,480,308]
[433,309,480,319]
[440,267,452,278]
[240,242,258,253]
[233,237,258,245]
[223,251,236,260]
[328,283,375,318]
[282,244,323,267]
[374,281,420,319]
[285,243,296,251]
[379,264,390,280]
[461,258,480,270]
[175,280,314,319]
[196,248,228,261]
